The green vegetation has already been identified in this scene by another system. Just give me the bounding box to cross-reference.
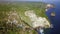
[0,1,48,34]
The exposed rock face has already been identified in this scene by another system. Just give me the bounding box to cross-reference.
[51,12,55,17]
[45,4,55,12]
[46,4,54,9]
[25,10,50,28]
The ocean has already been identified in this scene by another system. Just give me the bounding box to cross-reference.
[45,1,60,34]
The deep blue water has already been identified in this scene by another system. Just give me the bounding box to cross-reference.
[45,1,60,34]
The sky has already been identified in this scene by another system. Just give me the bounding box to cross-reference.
[0,0,59,2]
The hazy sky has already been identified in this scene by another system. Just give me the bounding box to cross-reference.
[0,0,59,2]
